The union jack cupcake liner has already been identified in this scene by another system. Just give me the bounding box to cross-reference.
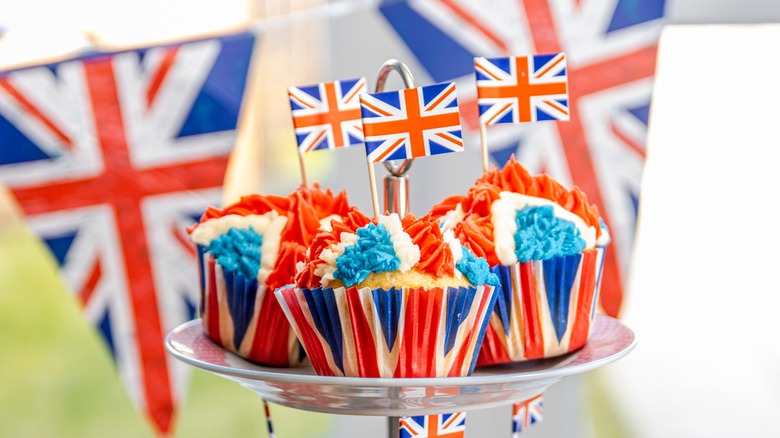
[477,247,606,366]
[198,248,305,366]
[275,284,497,378]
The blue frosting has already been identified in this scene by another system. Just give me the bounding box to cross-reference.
[207,227,263,279]
[334,223,400,287]
[514,206,586,262]
[456,246,500,287]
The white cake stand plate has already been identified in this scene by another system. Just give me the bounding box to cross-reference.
[165,315,635,417]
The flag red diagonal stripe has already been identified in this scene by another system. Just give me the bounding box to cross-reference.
[79,258,103,307]
[146,47,179,108]
[0,78,73,149]
[610,119,646,159]
[534,54,564,78]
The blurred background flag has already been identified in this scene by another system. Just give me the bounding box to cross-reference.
[0,31,256,435]
[375,0,668,317]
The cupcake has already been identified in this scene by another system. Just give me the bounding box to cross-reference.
[188,184,351,366]
[275,209,499,377]
[428,157,610,366]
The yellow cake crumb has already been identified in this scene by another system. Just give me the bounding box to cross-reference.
[328,269,473,290]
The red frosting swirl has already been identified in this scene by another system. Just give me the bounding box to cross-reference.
[295,208,372,289]
[191,184,353,287]
[404,218,455,277]
[195,194,290,224]
[428,156,604,263]
[426,195,464,222]
[452,216,500,267]
[461,183,502,218]
[294,211,459,288]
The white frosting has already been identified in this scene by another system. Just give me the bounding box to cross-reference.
[439,204,465,231]
[190,212,288,284]
[378,214,420,273]
[443,228,465,279]
[596,223,611,246]
[318,214,342,232]
[491,192,597,265]
[316,231,357,287]
[257,213,288,284]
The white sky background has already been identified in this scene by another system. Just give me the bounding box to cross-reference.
[0,0,249,68]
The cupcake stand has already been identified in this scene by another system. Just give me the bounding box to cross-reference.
[166,60,636,437]
[166,315,633,436]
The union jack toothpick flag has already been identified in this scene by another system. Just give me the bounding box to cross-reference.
[475,54,569,125]
[400,413,466,438]
[289,78,366,153]
[0,32,255,434]
[360,82,463,162]
[513,394,544,435]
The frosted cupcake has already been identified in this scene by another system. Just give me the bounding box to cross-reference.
[189,184,351,366]
[428,157,610,365]
[275,209,499,377]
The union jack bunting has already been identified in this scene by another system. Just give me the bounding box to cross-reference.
[0,32,255,434]
[360,82,463,162]
[400,413,466,438]
[513,394,544,435]
[375,0,668,318]
[289,77,366,153]
[475,54,569,124]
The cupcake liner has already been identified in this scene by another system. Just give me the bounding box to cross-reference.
[477,246,606,366]
[198,246,304,366]
[275,284,498,378]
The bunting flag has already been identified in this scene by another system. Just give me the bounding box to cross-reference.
[288,77,367,153]
[376,0,668,317]
[0,32,255,434]
[475,54,569,124]
[400,413,466,438]
[360,82,463,162]
[513,394,544,436]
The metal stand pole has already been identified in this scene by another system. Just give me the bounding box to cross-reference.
[388,416,400,438]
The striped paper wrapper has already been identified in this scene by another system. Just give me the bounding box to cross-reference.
[477,246,606,366]
[197,246,305,366]
[275,284,497,377]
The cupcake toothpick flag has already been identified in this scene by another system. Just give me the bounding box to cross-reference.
[361,82,463,162]
[474,53,569,171]
[288,77,367,186]
[359,81,464,217]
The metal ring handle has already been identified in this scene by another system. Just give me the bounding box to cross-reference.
[375,59,414,177]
